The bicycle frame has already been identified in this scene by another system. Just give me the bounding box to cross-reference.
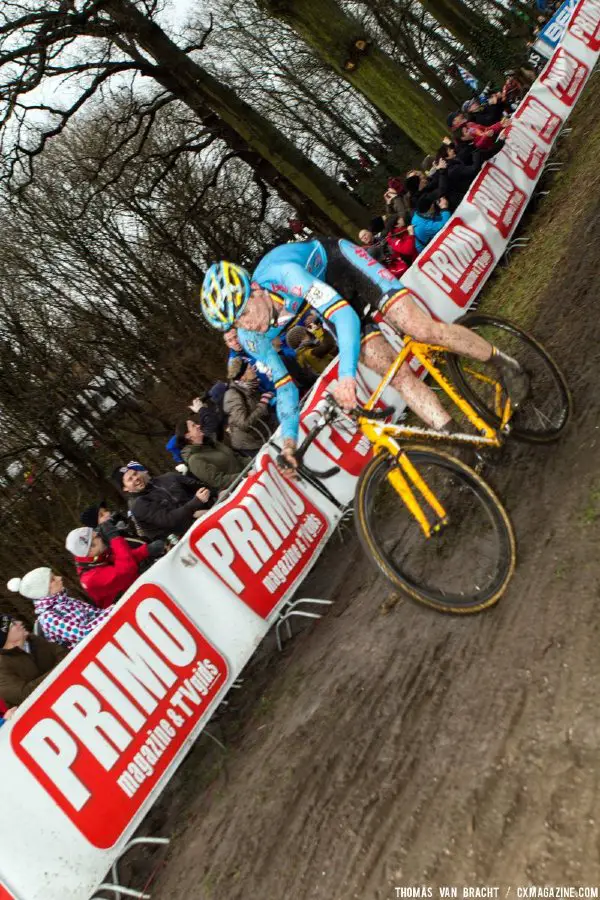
[354,337,513,538]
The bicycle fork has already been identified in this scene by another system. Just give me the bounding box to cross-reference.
[360,421,449,538]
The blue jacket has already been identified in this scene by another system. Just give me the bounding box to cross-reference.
[239,238,406,440]
[412,209,451,253]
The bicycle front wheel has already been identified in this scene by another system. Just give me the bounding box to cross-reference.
[354,446,516,613]
[446,313,572,443]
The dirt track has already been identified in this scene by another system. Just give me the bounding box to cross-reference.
[149,130,600,900]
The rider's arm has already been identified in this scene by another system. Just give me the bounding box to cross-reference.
[321,301,362,380]
[239,331,300,443]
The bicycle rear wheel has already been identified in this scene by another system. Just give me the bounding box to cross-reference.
[446,313,571,443]
[354,446,516,613]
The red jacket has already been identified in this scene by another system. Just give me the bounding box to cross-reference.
[465,120,503,151]
[0,697,7,716]
[386,228,418,264]
[75,537,149,609]
[386,227,418,277]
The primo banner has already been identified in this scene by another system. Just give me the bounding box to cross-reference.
[0,0,599,895]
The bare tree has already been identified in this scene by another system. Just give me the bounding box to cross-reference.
[0,0,366,235]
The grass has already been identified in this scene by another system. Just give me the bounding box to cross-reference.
[476,75,600,328]
[581,480,600,525]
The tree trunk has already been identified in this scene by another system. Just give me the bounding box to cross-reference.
[103,0,367,238]
[371,4,459,110]
[260,0,446,151]
[414,0,514,76]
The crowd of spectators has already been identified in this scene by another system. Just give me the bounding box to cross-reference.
[0,65,542,722]
[351,71,533,273]
[0,310,336,718]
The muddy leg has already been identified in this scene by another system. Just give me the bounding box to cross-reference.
[360,332,452,430]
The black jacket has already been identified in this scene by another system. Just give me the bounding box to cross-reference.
[471,101,505,128]
[129,472,213,541]
[438,152,482,211]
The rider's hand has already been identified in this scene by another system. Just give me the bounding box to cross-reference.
[195,487,211,504]
[333,376,357,412]
[277,442,298,480]
[189,396,203,413]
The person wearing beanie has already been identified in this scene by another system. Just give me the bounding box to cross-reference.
[65,523,163,609]
[7,570,113,650]
[0,615,66,708]
[411,193,451,253]
[222,362,275,455]
[80,498,148,549]
[112,461,213,542]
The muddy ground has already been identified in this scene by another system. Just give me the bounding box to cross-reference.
[141,118,600,900]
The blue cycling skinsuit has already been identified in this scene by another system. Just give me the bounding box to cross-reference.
[238,237,408,442]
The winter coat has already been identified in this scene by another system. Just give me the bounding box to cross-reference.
[386,228,418,266]
[0,635,67,707]
[223,382,272,453]
[181,441,245,492]
[465,120,504,152]
[129,472,212,542]
[34,589,113,649]
[384,192,410,221]
[470,102,505,128]
[75,536,149,609]
[412,209,452,253]
[437,154,483,211]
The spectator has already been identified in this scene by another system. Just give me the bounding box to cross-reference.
[464,94,505,128]
[0,614,67,708]
[383,178,410,221]
[358,228,389,262]
[404,171,429,210]
[286,326,336,378]
[436,147,483,211]
[112,461,213,542]
[502,70,526,110]
[65,522,162,608]
[175,414,245,492]
[288,217,311,238]
[80,497,145,546]
[384,217,418,277]
[223,362,274,455]
[412,195,451,252]
[0,696,16,727]
[225,328,275,394]
[7,568,112,649]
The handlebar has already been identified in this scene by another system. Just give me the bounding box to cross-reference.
[275,396,394,480]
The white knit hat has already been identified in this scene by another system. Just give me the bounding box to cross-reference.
[65,526,94,557]
[7,567,52,600]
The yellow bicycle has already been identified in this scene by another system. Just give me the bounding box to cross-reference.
[287,314,571,614]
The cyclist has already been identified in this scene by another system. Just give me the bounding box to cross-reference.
[200,238,529,472]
